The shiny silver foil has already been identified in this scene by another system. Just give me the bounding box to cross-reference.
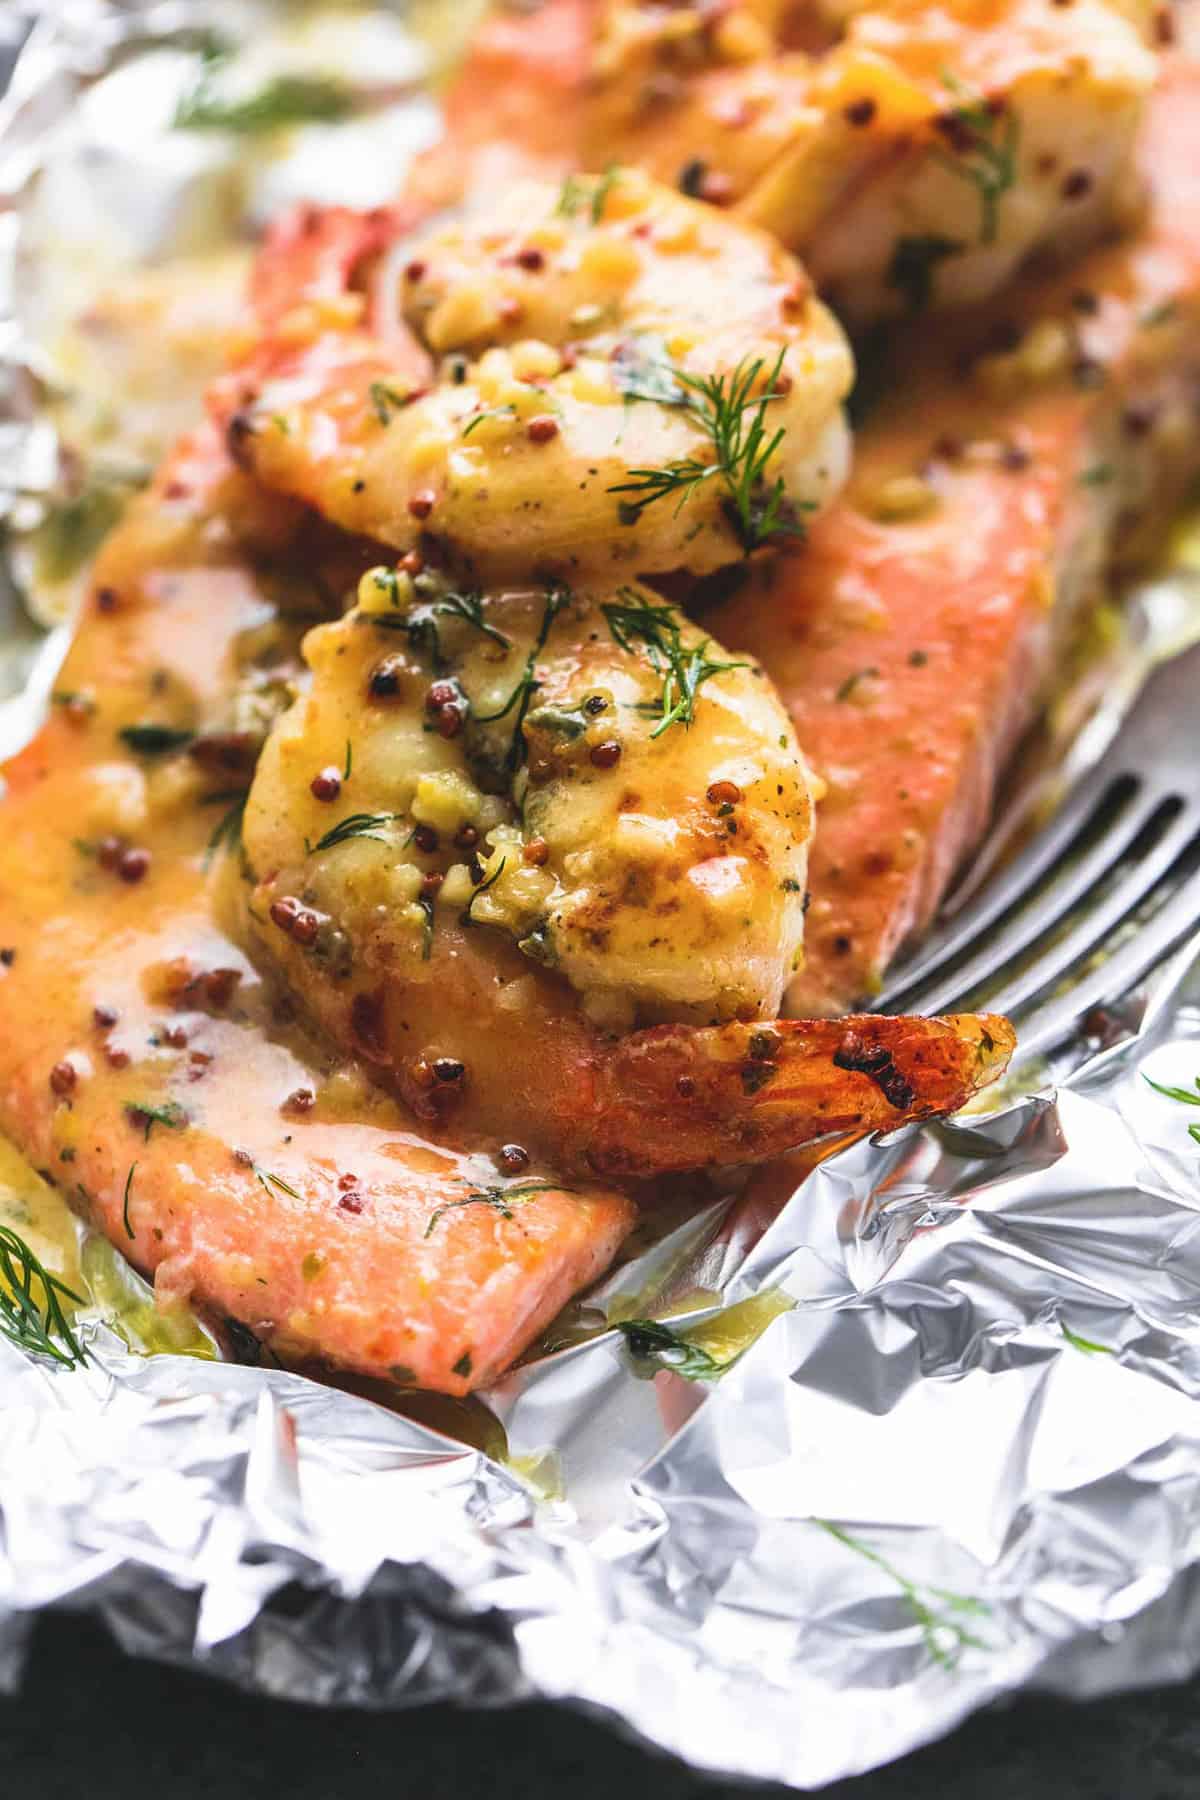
[3,4,1200,1787]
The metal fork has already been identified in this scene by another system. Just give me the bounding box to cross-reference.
[876,640,1200,1061]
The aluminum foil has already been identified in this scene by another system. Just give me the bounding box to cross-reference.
[3,3,1200,1788]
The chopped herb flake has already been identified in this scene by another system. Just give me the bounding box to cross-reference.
[886,234,963,313]
[119,723,195,755]
[618,1318,726,1380]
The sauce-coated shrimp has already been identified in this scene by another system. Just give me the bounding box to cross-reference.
[213,168,854,581]
[238,567,1012,1175]
[243,569,816,1025]
[504,0,1160,322]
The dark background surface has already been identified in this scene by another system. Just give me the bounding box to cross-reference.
[4,1610,1200,1799]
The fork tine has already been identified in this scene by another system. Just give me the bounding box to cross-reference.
[876,766,1137,1008]
[879,787,1170,1015]
[976,805,1199,1015]
[1010,862,1200,1061]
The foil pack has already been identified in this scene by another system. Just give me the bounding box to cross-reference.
[2,3,1200,1787]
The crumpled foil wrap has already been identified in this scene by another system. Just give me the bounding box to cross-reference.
[3,3,1200,1789]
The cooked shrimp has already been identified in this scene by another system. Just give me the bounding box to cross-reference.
[212,167,854,581]
[242,569,816,1024]
[238,566,1013,1172]
[559,0,1161,321]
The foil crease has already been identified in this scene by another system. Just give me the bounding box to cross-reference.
[3,3,1200,1788]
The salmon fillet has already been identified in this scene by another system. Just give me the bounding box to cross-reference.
[0,432,635,1395]
[706,59,1200,1012]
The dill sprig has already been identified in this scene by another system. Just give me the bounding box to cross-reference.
[461,856,507,925]
[816,1520,991,1670]
[424,1180,560,1239]
[931,72,1019,245]
[608,348,807,552]
[125,1101,189,1141]
[1144,1071,1200,1144]
[252,1164,301,1201]
[306,811,399,854]
[0,1225,88,1367]
[611,339,687,408]
[555,163,620,225]
[617,1318,725,1380]
[122,1163,137,1239]
[474,584,570,771]
[1060,1321,1114,1356]
[174,70,354,135]
[401,588,511,670]
[462,405,516,438]
[203,791,247,868]
[602,588,744,737]
[368,380,409,426]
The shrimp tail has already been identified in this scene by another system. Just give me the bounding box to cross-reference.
[582,1010,1015,1176]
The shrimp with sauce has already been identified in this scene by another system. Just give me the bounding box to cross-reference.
[235,540,1012,1177]
[244,569,817,1027]
[450,0,1159,323]
[212,167,854,581]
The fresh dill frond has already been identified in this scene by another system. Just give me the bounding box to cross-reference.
[611,338,687,408]
[401,588,511,670]
[555,163,621,225]
[930,72,1019,245]
[203,791,247,868]
[125,1101,189,1141]
[306,811,399,854]
[602,588,745,737]
[474,584,570,771]
[252,1164,302,1201]
[1060,1320,1114,1356]
[174,70,354,135]
[555,172,587,218]
[462,405,517,437]
[0,1224,88,1368]
[816,1519,991,1670]
[122,1163,137,1239]
[424,1180,560,1239]
[608,348,809,551]
[1144,1071,1200,1145]
[368,380,409,426]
